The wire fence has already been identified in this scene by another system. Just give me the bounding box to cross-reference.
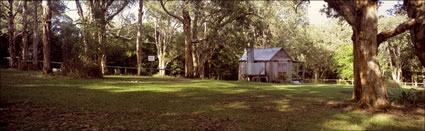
[304,79,424,87]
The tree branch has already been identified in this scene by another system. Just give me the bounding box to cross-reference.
[105,0,114,10]
[107,31,133,41]
[324,0,356,26]
[160,0,183,22]
[75,0,84,19]
[192,38,207,44]
[1,2,9,10]
[377,18,417,46]
[106,0,129,22]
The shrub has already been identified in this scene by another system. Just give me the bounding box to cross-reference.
[61,59,103,79]
[337,79,352,85]
[385,79,402,88]
[389,88,420,105]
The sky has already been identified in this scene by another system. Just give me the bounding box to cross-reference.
[65,1,399,25]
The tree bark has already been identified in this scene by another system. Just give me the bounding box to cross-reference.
[20,0,29,70]
[32,0,39,70]
[8,0,17,68]
[352,28,362,101]
[326,0,390,109]
[160,0,193,78]
[192,0,200,78]
[354,1,389,109]
[183,1,194,78]
[42,0,52,74]
[136,0,144,76]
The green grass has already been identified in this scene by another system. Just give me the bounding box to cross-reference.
[0,69,423,130]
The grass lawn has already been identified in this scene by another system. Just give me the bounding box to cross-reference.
[1,69,424,130]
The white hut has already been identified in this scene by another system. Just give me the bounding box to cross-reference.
[238,48,304,82]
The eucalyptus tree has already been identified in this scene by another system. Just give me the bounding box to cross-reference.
[20,0,29,70]
[136,0,144,76]
[146,1,181,76]
[160,0,259,78]
[89,0,129,75]
[42,0,52,74]
[378,15,412,84]
[192,1,259,78]
[32,0,39,70]
[74,0,130,77]
[6,0,21,68]
[160,0,194,78]
[323,0,424,109]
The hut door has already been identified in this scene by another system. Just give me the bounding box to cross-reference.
[278,63,287,80]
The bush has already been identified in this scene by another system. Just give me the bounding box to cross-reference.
[385,79,402,88]
[61,59,103,79]
[337,79,352,85]
[389,88,423,105]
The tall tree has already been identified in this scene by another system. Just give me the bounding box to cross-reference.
[161,0,194,78]
[32,0,39,70]
[145,1,182,76]
[75,0,89,58]
[20,0,29,70]
[74,0,129,76]
[7,0,18,68]
[42,0,52,74]
[325,0,388,108]
[324,0,424,109]
[88,0,129,75]
[378,15,412,84]
[136,0,144,76]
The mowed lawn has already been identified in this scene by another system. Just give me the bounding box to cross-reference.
[0,69,423,130]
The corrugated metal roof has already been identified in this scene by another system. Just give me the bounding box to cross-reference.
[239,48,284,61]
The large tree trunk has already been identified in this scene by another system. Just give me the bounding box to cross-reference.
[355,1,389,109]
[404,0,425,66]
[32,0,39,70]
[191,0,200,78]
[158,56,166,76]
[42,0,52,74]
[183,2,193,78]
[8,0,17,68]
[20,0,29,70]
[325,0,390,109]
[136,0,144,76]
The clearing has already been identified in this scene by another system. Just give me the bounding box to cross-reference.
[0,69,423,130]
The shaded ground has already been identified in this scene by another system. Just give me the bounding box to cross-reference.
[0,69,423,130]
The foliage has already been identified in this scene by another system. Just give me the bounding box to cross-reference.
[61,59,103,78]
[385,79,402,88]
[332,44,354,80]
[389,88,420,105]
